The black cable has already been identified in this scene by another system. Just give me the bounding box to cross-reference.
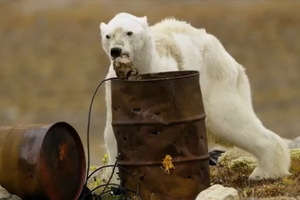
[93,186,137,200]
[82,77,141,200]
[99,154,120,196]
[88,183,120,196]
[84,77,114,196]
[85,78,114,184]
[90,183,137,196]
[87,164,140,197]
[83,162,140,199]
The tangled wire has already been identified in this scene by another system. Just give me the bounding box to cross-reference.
[79,78,140,200]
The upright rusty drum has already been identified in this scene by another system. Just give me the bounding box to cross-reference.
[0,122,86,200]
[111,71,210,200]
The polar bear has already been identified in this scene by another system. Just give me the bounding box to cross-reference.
[100,12,290,180]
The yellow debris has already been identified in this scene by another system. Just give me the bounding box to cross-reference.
[102,153,109,165]
[161,154,175,174]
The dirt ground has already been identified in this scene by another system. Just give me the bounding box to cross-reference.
[0,0,300,165]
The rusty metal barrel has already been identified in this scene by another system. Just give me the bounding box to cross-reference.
[111,71,210,200]
[0,122,86,200]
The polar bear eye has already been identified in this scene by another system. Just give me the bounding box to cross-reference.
[126,31,133,36]
[105,35,110,39]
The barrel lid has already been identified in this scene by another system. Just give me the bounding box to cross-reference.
[38,122,86,200]
[112,70,199,82]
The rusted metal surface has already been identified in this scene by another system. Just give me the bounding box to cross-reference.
[111,71,210,200]
[0,122,86,200]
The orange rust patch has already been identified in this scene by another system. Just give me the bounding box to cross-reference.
[59,143,68,161]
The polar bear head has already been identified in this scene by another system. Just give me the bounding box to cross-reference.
[100,13,149,62]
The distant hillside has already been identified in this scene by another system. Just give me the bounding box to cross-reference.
[0,0,299,164]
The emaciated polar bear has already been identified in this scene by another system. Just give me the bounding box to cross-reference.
[100,13,290,180]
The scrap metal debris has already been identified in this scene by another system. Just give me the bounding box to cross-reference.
[161,154,175,174]
[113,55,139,80]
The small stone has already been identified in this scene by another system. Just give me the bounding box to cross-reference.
[288,136,300,149]
[195,184,240,200]
[0,185,22,200]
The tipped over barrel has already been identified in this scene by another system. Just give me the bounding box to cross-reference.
[0,122,86,200]
[111,71,210,200]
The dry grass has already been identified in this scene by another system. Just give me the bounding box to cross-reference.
[210,165,300,199]
[210,149,300,199]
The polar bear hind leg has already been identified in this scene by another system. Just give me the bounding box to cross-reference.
[200,34,290,180]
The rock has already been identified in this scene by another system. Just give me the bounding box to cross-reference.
[0,185,22,200]
[218,147,257,171]
[195,184,239,200]
[288,136,300,149]
[218,147,300,175]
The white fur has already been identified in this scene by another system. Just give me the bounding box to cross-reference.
[100,13,290,180]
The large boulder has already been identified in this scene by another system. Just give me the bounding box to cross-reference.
[0,185,21,200]
[217,147,300,174]
[217,147,256,170]
[289,136,300,149]
[195,184,239,200]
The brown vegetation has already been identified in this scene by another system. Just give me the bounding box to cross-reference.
[210,149,300,199]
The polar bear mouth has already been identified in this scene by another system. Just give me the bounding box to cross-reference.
[112,53,130,60]
[110,47,131,60]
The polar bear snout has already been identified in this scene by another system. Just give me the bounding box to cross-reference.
[110,47,122,59]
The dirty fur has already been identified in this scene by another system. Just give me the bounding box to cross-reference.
[100,13,290,180]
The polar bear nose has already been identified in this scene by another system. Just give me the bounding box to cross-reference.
[110,47,122,58]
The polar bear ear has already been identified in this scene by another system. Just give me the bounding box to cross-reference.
[139,16,148,27]
[100,22,107,35]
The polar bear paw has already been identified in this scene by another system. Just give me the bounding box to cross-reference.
[249,166,291,181]
[249,168,265,181]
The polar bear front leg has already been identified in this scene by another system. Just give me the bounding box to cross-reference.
[104,118,118,165]
[104,68,118,165]
[103,76,120,184]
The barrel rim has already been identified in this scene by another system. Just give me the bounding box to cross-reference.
[38,121,86,200]
[111,70,199,82]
